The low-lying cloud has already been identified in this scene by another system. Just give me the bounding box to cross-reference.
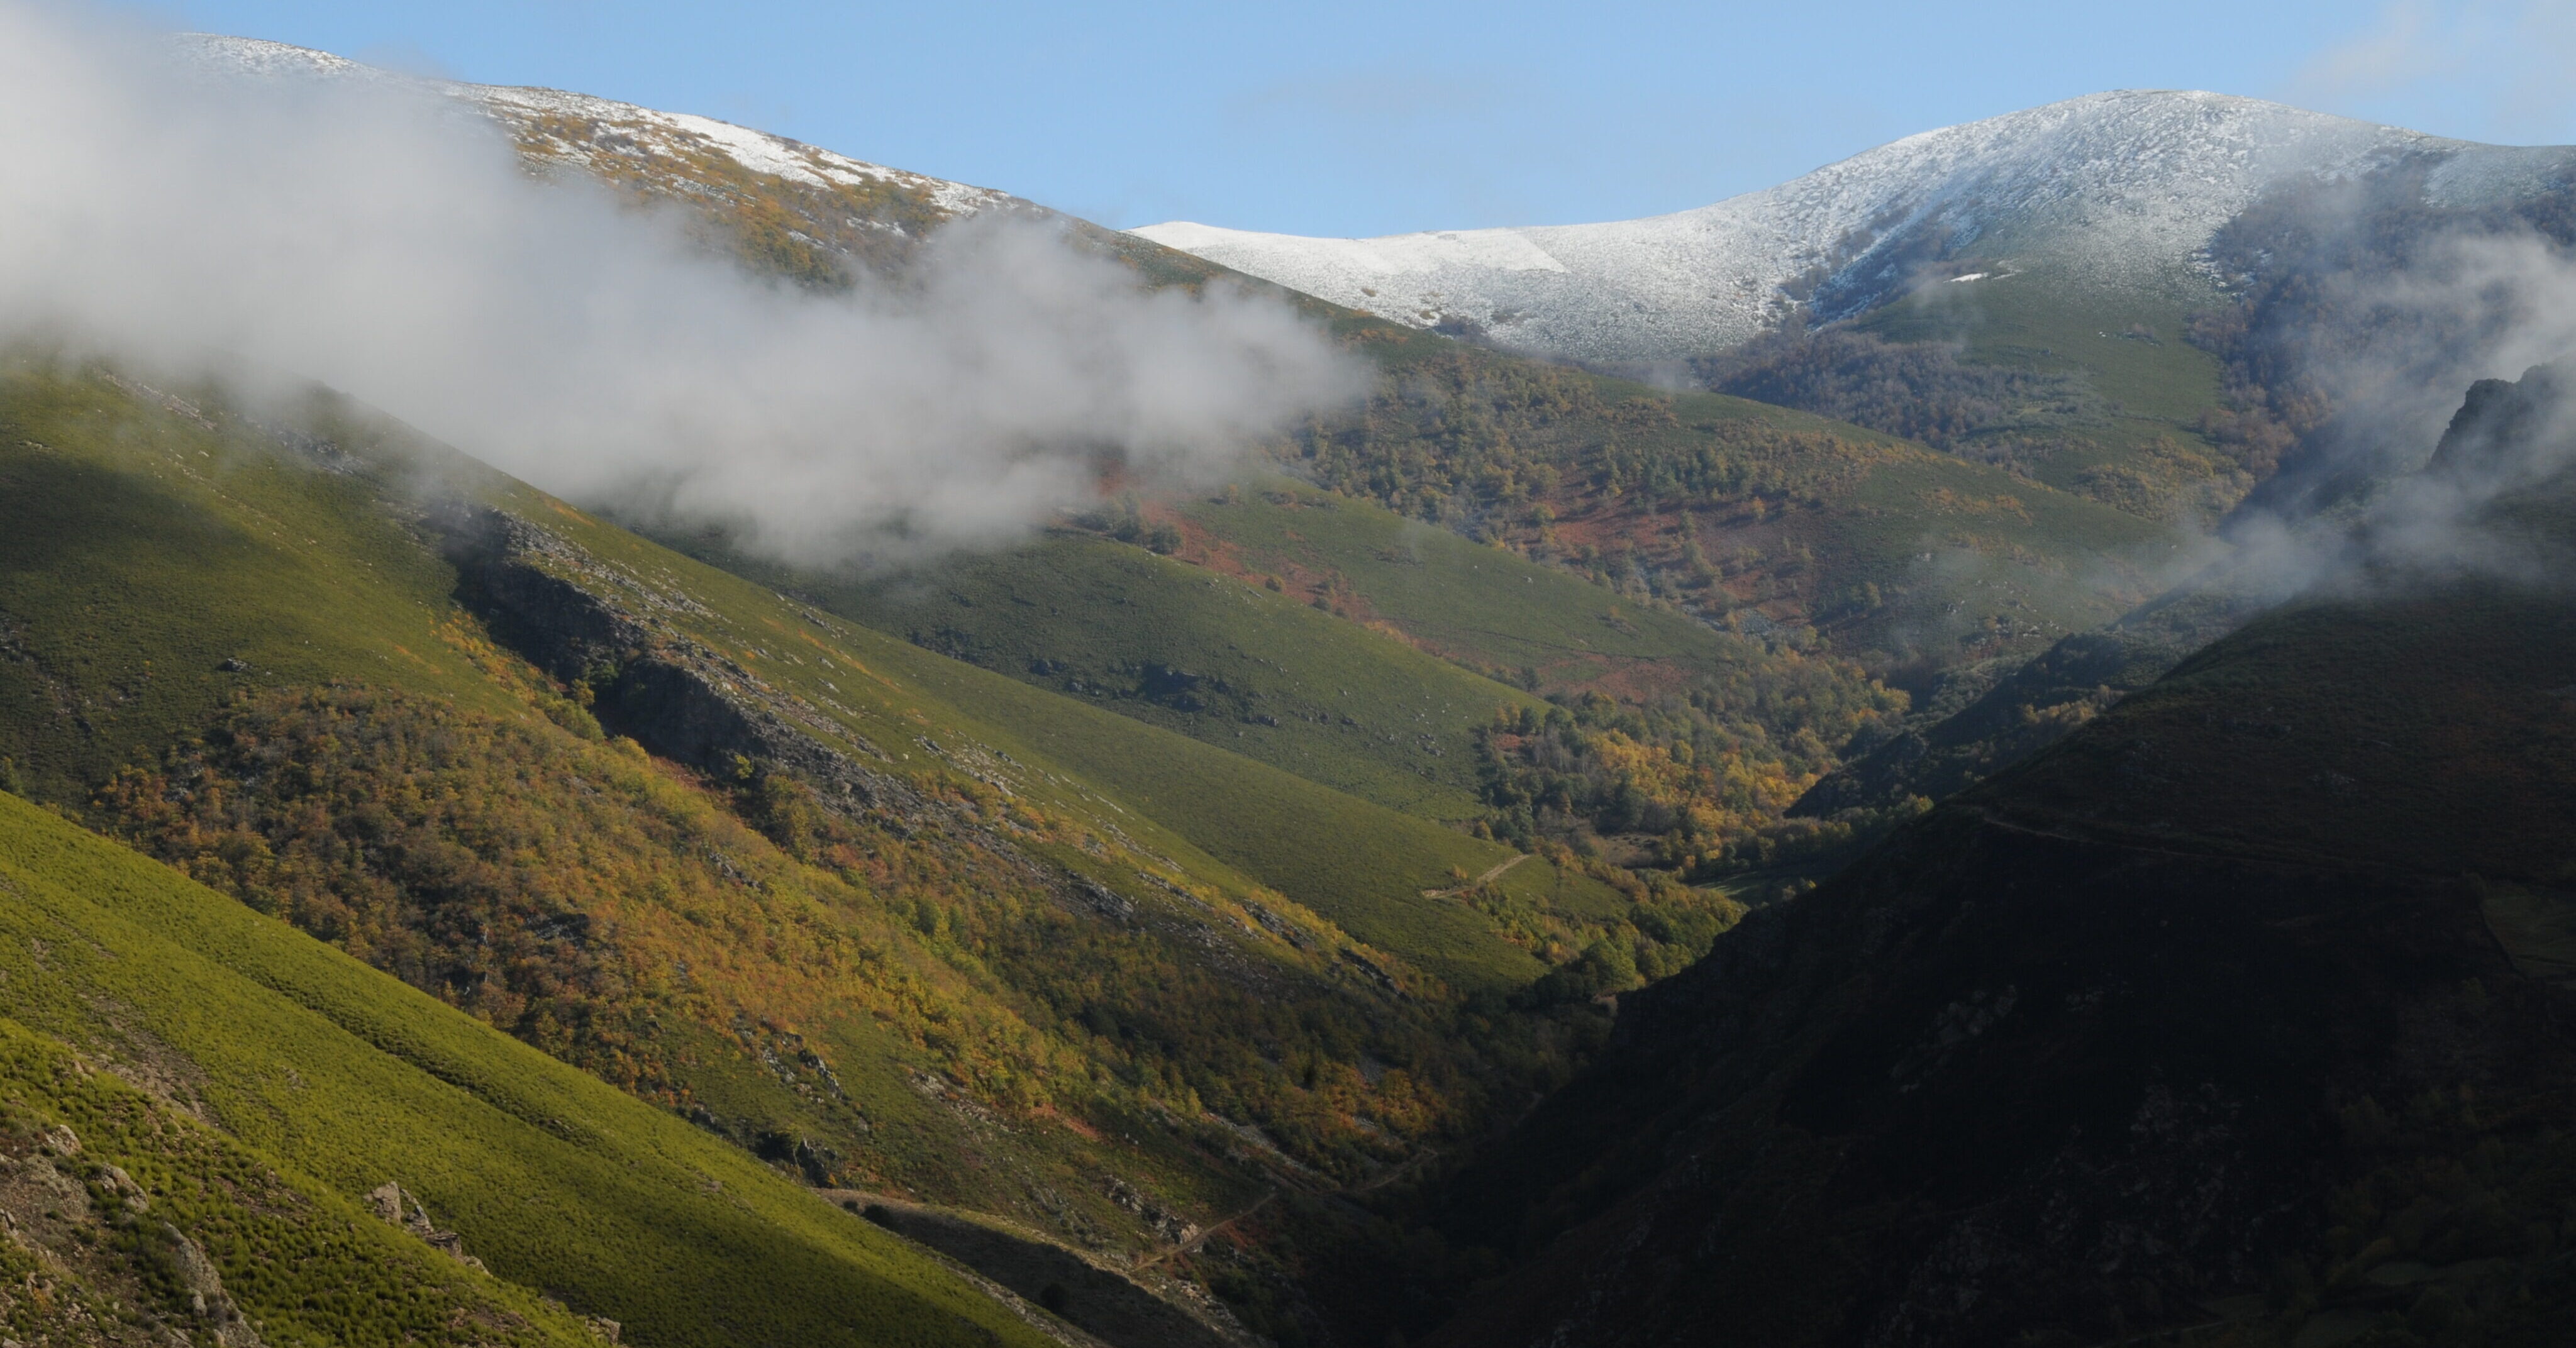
[2216,225,2576,600]
[0,3,1364,563]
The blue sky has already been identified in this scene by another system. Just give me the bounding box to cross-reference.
[157,0,2576,238]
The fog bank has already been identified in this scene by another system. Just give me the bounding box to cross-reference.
[0,4,1363,562]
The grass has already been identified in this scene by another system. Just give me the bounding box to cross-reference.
[530,486,1601,993]
[0,356,1663,1278]
[842,629,1565,993]
[667,526,1538,824]
[0,368,515,802]
[0,1015,601,1347]
[1852,260,2248,515]
[0,789,1058,1348]
[1174,479,1757,695]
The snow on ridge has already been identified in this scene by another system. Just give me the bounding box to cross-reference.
[1135,90,2573,364]
[177,35,1012,220]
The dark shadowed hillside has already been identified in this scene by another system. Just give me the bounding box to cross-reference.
[1377,373,2576,1348]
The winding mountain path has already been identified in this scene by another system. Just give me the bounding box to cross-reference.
[1422,851,1535,898]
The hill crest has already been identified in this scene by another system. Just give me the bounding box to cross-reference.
[180,33,1016,224]
[1135,91,2572,365]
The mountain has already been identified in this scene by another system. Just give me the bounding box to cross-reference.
[1140,94,2576,533]
[0,334,1738,1340]
[0,788,1061,1348]
[1134,92,2570,369]
[30,31,2576,1345]
[167,41,2214,868]
[1362,367,2576,1347]
[181,34,1013,274]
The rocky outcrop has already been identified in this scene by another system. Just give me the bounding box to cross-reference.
[431,505,1272,966]
[162,1222,267,1346]
[364,1181,486,1273]
[438,505,930,823]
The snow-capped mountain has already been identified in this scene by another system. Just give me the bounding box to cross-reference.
[182,35,1014,229]
[1135,91,2576,366]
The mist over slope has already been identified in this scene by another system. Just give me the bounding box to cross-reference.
[1135,92,2576,370]
[0,11,1359,566]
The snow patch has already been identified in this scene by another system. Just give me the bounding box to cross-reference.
[180,35,1013,221]
[1136,91,2576,365]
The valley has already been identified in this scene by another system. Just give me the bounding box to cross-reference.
[1,21,2572,1347]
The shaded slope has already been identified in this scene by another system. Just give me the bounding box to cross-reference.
[1791,585,2253,817]
[1404,506,2576,1345]
[1799,357,2576,820]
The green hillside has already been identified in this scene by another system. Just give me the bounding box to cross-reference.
[1271,323,2183,687]
[1696,259,2251,529]
[523,487,1597,995]
[1172,478,1777,695]
[835,621,1624,990]
[531,105,2188,694]
[659,475,1887,903]
[0,374,515,801]
[673,526,1536,824]
[0,789,1054,1347]
[0,356,1742,1334]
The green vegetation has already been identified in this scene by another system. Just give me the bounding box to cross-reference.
[0,1015,601,1347]
[1172,478,1753,692]
[0,370,515,803]
[675,526,1538,823]
[831,616,1651,994]
[0,789,1057,1347]
[1270,333,2180,685]
[0,355,1755,1325]
[1698,291,2255,524]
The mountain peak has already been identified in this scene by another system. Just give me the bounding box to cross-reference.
[177,33,1014,221]
[1134,92,2564,366]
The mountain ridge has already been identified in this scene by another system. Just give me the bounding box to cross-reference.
[1133,91,2575,368]
[181,33,1014,223]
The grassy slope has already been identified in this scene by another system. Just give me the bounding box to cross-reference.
[0,360,1641,1262]
[1171,480,1759,696]
[0,790,1055,1348]
[0,372,512,800]
[1853,261,2243,513]
[0,352,1562,992]
[669,528,1535,824]
[1287,317,2184,683]
[0,1021,599,1347]
[845,627,1599,986]
[532,494,1584,993]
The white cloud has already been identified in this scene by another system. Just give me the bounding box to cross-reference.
[0,2,1365,565]
[2287,0,2576,143]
